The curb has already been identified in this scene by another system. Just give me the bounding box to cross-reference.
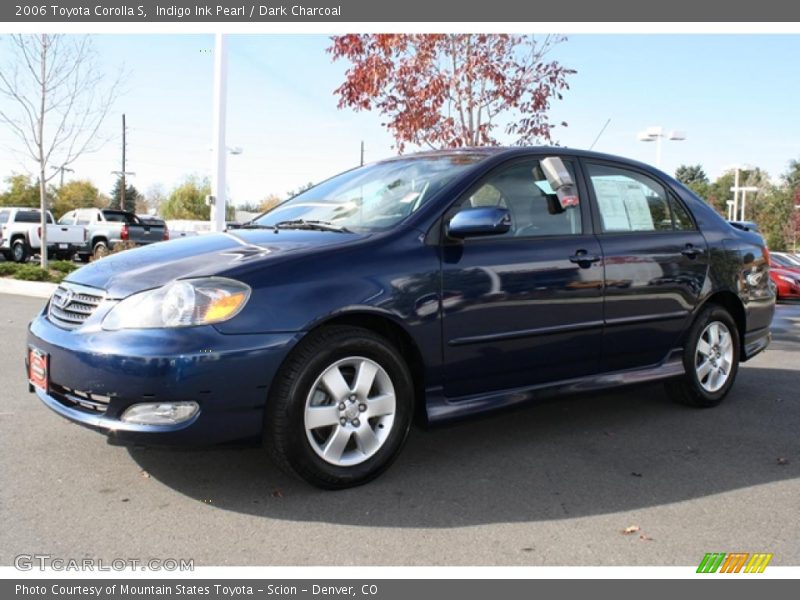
[0,278,57,299]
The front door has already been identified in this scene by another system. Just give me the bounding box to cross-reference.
[440,157,604,399]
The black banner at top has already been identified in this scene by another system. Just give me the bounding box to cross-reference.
[2,0,800,22]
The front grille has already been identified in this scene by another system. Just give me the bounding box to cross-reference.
[48,382,112,414]
[48,283,105,329]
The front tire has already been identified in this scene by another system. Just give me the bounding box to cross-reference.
[666,305,740,408]
[264,326,414,489]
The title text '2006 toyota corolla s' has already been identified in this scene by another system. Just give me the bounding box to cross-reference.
[26,148,774,488]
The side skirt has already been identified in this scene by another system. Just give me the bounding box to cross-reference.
[425,350,685,424]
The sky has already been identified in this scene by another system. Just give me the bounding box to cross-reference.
[1,34,799,207]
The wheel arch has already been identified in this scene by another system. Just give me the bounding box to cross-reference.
[696,290,747,356]
[304,310,428,424]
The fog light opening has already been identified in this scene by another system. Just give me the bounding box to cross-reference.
[120,401,199,425]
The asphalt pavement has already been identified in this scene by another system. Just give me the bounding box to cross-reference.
[1,293,798,566]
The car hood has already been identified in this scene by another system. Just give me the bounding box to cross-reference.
[65,229,365,298]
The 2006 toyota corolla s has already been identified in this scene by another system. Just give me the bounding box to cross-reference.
[26,148,775,489]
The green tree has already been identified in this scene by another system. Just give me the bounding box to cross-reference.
[753,187,794,250]
[751,159,800,251]
[706,168,771,217]
[161,176,212,220]
[0,174,42,207]
[53,179,100,218]
[782,158,800,190]
[109,177,141,213]
[675,164,708,185]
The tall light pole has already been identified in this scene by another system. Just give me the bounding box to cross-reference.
[724,163,755,222]
[637,126,686,169]
[210,33,228,233]
[730,185,758,221]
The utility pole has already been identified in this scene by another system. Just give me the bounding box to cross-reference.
[50,165,74,188]
[360,140,364,166]
[111,113,135,210]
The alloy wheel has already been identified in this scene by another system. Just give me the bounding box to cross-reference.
[304,356,396,467]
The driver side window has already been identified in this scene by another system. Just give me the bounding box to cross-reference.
[463,159,582,238]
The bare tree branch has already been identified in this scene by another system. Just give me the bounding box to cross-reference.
[0,34,121,268]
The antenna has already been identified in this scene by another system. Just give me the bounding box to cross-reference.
[589,118,611,151]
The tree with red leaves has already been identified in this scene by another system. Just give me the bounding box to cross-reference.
[328,34,575,152]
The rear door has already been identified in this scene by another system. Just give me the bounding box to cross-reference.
[440,155,604,398]
[583,160,709,371]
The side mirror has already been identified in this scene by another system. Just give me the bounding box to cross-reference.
[447,207,511,238]
[541,156,580,210]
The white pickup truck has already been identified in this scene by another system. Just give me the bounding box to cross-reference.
[0,207,87,263]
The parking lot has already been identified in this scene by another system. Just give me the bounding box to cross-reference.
[1,292,798,566]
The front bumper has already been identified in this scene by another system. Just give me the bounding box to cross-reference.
[27,310,301,445]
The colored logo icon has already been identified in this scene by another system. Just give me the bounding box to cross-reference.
[697,553,773,573]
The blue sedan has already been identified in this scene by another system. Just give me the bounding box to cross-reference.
[26,148,774,488]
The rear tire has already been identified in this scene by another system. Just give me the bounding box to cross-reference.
[92,241,109,260]
[11,239,29,263]
[666,305,740,408]
[264,326,414,489]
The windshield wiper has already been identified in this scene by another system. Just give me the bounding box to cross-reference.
[272,219,353,233]
[239,223,274,229]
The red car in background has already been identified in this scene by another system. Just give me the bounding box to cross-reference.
[769,252,800,300]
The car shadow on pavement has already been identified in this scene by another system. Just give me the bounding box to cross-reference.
[128,365,799,528]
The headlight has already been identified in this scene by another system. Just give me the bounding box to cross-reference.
[103,277,251,330]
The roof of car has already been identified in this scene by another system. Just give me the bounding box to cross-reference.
[379,146,663,174]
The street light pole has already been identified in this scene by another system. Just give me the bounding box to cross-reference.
[636,126,686,169]
[210,33,228,233]
[725,164,756,222]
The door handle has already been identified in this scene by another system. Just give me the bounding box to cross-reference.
[569,250,601,266]
[681,244,701,258]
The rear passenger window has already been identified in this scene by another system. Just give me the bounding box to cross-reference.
[14,210,41,224]
[587,163,691,233]
[461,158,582,238]
[670,196,695,230]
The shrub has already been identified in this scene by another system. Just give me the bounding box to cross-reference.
[0,263,21,277]
[49,260,79,274]
[13,265,52,282]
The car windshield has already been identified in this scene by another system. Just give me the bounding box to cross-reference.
[251,154,486,232]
